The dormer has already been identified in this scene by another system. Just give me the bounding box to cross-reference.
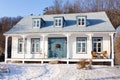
[77,16,87,27]
[32,18,45,28]
[54,16,65,27]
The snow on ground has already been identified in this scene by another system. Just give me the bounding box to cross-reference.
[0,63,120,80]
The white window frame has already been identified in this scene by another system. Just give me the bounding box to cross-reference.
[31,38,40,54]
[76,37,87,54]
[77,16,86,26]
[54,18,63,27]
[18,38,23,53]
[92,37,103,54]
[32,19,41,28]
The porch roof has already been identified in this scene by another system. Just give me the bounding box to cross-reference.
[4,12,115,35]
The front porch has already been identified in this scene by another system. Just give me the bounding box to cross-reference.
[4,32,115,67]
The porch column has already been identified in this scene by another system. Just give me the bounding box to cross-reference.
[66,34,71,59]
[5,36,9,63]
[110,33,114,67]
[87,33,93,58]
[22,35,25,59]
[42,34,46,58]
[110,33,114,59]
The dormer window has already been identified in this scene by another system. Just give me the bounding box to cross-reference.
[77,16,86,26]
[54,17,65,27]
[32,18,41,28]
[55,19,62,26]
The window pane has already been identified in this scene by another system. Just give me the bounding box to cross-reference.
[93,43,96,47]
[98,48,101,52]
[78,19,81,25]
[77,48,81,52]
[36,44,39,52]
[59,19,61,26]
[98,39,101,41]
[98,43,101,47]
[19,44,22,52]
[55,20,58,26]
[82,38,85,41]
[82,48,85,52]
[78,43,81,47]
[33,21,36,27]
[32,44,34,52]
[82,18,84,25]
[37,21,39,27]
[82,43,85,47]
[93,48,96,52]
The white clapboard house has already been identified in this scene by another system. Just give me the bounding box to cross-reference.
[4,12,115,66]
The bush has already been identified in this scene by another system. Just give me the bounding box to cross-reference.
[77,59,92,70]
[49,59,59,64]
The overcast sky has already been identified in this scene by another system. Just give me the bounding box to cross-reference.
[0,0,55,17]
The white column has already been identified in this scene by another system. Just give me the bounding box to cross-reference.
[22,35,25,59]
[66,34,71,59]
[110,34,114,59]
[89,34,92,51]
[5,36,9,63]
[42,35,45,58]
[110,33,114,67]
[87,34,92,58]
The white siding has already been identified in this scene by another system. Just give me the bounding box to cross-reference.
[71,34,91,58]
[11,33,111,59]
[25,36,44,59]
[12,37,24,58]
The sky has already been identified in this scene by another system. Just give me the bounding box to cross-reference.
[0,0,55,17]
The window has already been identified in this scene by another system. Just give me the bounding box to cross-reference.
[77,16,86,26]
[92,37,103,54]
[32,19,41,28]
[31,38,40,54]
[18,38,23,53]
[54,18,63,27]
[76,37,87,53]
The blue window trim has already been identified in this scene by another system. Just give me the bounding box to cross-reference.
[76,37,87,54]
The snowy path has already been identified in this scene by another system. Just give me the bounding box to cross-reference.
[0,64,120,80]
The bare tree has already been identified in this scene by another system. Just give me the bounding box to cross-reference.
[53,0,63,14]
[0,16,22,57]
[115,33,120,65]
[63,0,74,13]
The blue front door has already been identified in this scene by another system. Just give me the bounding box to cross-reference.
[48,37,67,58]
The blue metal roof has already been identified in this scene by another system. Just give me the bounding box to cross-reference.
[4,12,115,35]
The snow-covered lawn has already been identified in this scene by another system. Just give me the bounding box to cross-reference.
[0,63,120,80]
